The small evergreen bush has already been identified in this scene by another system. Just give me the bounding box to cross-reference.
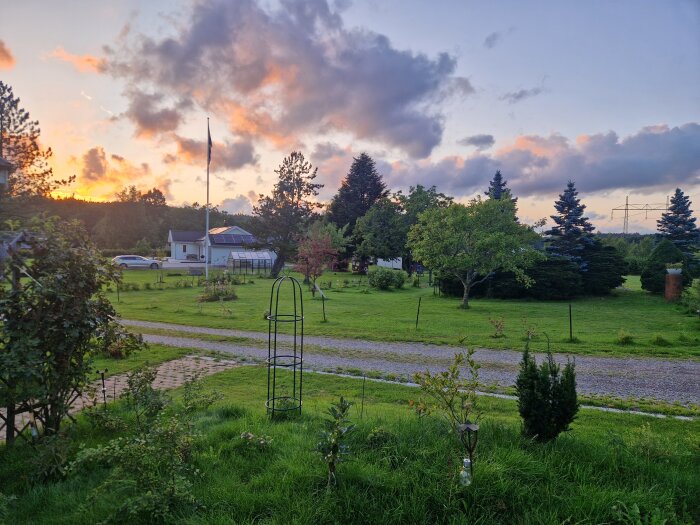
[640,239,691,294]
[515,342,578,442]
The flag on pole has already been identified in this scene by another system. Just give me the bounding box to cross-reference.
[207,121,212,166]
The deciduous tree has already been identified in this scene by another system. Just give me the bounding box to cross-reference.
[354,198,405,261]
[409,198,543,308]
[253,152,323,277]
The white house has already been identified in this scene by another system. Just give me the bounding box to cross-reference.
[168,226,276,267]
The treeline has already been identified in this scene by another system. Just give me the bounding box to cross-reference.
[0,188,254,254]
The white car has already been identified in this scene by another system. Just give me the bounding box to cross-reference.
[112,255,161,269]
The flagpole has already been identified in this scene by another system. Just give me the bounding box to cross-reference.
[205,117,210,281]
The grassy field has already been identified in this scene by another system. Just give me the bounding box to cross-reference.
[109,270,700,358]
[1,366,697,524]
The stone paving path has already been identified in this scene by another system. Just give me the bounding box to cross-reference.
[123,319,700,406]
[1,355,239,442]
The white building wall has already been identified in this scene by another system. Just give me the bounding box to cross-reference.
[376,257,402,269]
[171,242,201,260]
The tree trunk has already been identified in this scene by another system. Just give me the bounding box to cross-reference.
[271,254,286,278]
[460,276,472,309]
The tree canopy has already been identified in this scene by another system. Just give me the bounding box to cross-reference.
[327,152,387,239]
[409,198,543,308]
[484,170,516,203]
[0,81,69,196]
[354,198,405,261]
[253,151,322,277]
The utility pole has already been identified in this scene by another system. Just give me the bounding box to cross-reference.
[611,196,669,233]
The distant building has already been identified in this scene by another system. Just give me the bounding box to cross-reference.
[167,226,276,267]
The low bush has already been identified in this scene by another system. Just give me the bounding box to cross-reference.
[198,283,238,302]
[515,342,578,442]
[616,329,635,345]
[94,320,146,359]
[368,267,407,290]
[650,334,671,347]
[368,267,395,290]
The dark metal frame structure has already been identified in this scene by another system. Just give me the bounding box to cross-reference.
[266,275,304,417]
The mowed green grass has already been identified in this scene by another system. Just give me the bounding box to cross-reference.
[2,367,698,524]
[110,270,700,358]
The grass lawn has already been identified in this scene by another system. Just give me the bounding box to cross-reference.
[109,270,700,358]
[1,366,697,524]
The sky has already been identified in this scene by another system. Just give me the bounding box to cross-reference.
[1,0,699,233]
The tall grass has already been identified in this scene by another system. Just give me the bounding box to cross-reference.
[2,367,697,524]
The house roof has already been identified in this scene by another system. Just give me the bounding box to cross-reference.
[209,233,256,245]
[169,230,204,242]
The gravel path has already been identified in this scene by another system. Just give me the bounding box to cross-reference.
[123,319,700,405]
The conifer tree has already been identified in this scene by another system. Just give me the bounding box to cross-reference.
[0,81,69,196]
[546,181,595,265]
[327,153,388,233]
[657,188,699,257]
[484,170,516,203]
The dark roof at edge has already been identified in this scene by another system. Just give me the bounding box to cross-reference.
[170,230,204,242]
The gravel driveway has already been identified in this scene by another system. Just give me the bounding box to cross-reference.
[122,319,700,406]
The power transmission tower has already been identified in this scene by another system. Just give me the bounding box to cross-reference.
[610,195,669,233]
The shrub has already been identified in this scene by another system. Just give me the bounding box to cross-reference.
[515,342,578,442]
[680,279,700,314]
[198,283,238,302]
[641,239,691,294]
[413,350,480,452]
[29,434,74,483]
[366,426,398,450]
[391,270,408,289]
[412,274,420,287]
[317,396,354,488]
[94,320,146,359]
[580,243,627,295]
[489,317,505,338]
[650,334,671,347]
[368,267,395,290]
[616,329,635,345]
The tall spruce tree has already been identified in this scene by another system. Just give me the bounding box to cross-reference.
[485,170,516,203]
[546,181,595,265]
[327,153,388,233]
[657,188,699,257]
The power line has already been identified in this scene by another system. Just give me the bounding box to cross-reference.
[610,195,668,234]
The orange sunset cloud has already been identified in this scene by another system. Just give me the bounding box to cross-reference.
[0,39,15,70]
[48,46,105,73]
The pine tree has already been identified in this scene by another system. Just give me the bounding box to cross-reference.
[327,153,388,233]
[546,181,595,265]
[0,81,68,196]
[484,170,516,203]
[657,188,699,257]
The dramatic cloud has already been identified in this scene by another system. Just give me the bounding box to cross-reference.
[124,90,185,138]
[74,146,170,199]
[458,134,495,150]
[163,135,258,172]
[104,0,471,158]
[0,40,15,70]
[500,87,544,104]
[48,46,105,73]
[220,194,254,215]
[382,122,700,199]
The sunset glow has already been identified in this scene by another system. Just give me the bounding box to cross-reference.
[1,0,698,230]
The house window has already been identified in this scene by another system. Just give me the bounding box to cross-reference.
[182,244,187,253]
